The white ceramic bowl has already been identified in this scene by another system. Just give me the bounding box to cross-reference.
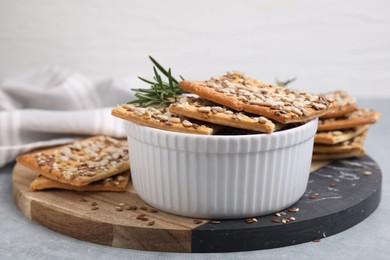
[124,118,318,219]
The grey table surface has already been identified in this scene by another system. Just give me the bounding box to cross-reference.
[1,99,389,260]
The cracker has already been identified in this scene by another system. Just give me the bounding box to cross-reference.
[314,124,370,144]
[112,103,221,135]
[312,149,365,160]
[317,109,380,131]
[16,136,130,187]
[314,131,367,154]
[319,90,357,119]
[169,96,283,133]
[30,172,129,191]
[313,131,367,160]
[179,71,338,124]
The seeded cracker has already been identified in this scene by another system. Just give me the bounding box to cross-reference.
[111,102,221,135]
[319,90,357,119]
[30,172,129,191]
[317,109,380,131]
[169,96,284,133]
[16,136,130,187]
[314,131,367,154]
[312,132,367,160]
[179,71,338,124]
[314,124,370,144]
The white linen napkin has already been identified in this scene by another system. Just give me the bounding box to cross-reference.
[0,66,137,168]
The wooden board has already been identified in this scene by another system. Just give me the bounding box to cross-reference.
[12,156,382,253]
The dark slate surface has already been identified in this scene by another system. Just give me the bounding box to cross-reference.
[192,156,382,253]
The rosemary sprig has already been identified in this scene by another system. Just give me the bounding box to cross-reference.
[128,56,187,106]
[275,77,297,87]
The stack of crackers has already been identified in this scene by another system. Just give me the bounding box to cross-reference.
[16,136,130,192]
[313,90,380,160]
[112,71,338,135]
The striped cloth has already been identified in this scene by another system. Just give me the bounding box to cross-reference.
[0,66,136,168]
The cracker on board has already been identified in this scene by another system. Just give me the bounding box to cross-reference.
[314,124,370,145]
[30,171,129,191]
[16,136,130,187]
[313,132,367,160]
[314,131,367,154]
[317,109,380,131]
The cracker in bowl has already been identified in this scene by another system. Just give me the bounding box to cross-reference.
[179,71,338,124]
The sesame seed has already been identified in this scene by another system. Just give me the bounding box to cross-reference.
[363,171,372,176]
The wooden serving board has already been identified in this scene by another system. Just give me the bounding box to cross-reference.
[12,156,381,253]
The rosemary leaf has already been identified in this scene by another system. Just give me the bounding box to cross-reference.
[128,56,187,106]
[275,77,297,87]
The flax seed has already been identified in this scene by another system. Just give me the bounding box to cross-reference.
[288,207,300,213]
[245,218,258,224]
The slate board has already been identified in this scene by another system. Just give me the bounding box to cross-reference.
[13,155,381,253]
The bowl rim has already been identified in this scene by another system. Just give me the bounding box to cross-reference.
[125,117,318,141]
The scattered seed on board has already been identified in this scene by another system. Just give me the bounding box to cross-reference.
[148,221,155,226]
[115,206,123,211]
[275,211,286,217]
[363,171,372,176]
[271,217,281,223]
[330,182,336,187]
[309,192,319,199]
[91,202,97,206]
[91,206,99,210]
[193,219,202,224]
[125,205,136,210]
[313,239,321,242]
[118,203,126,206]
[288,207,300,213]
[211,220,221,224]
[245,218,258,224]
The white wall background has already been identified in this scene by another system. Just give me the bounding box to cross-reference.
[0,0,389,98]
